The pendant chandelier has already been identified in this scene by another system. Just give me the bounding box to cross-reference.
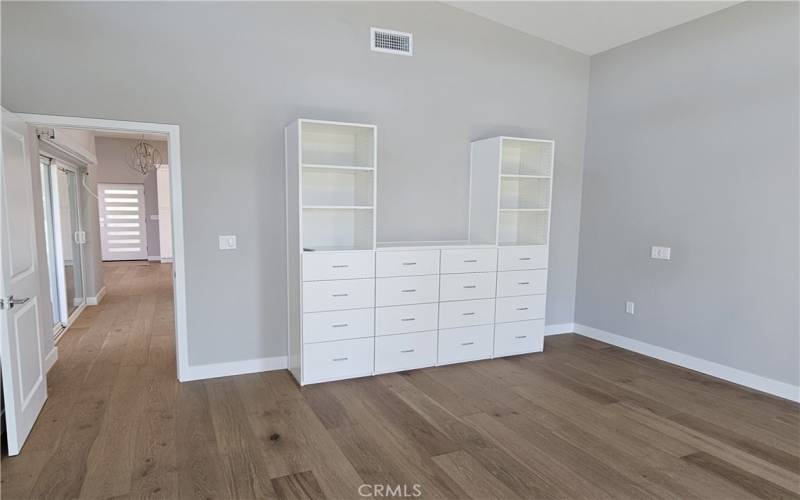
[127,136,162,175]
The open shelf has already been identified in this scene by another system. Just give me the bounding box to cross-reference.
[302,165,374,208]
[301,121,375,169]
[302,207,374,251]
[501,139,554,176]
[303,164,374,172]
[303,205,373,210]
[499,176,551,210]
[498,210,549,246]
[500,174,550,179]
[499,208,549,212]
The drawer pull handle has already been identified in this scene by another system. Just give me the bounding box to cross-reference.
[332,293,349,297]
[518,282,530,285]
[515,335,528,339]
[400,349,415,353]
[463,285,476,289]
[461,342,475,346]
[401,317,416,322]
[332,264,349,268]
[462,312,475,316]
[519,257,531,261]
[332,357,349,362]
[401,289,417,293]
[402,262,417,266]
[516,307,528,311]
[464,259,478,263]
[332,323,349,328]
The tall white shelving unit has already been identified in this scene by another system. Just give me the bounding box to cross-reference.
[469,137,554,247]
[287,124,554,386]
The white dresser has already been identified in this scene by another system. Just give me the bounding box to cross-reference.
[286,120,554,385]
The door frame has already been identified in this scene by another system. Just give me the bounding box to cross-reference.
[18,113,190,382]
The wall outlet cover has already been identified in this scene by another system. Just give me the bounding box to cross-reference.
[651,246,671,260]
[219,235,237,250]
[625,301,635,315]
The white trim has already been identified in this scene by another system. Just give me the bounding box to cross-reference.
[147,256,174,263]
[18,113,190,382]
[86,285,106,306]
[180,356,288,382]
[544,322,575,336]
[573,323,800,403]
[45,347,58,372]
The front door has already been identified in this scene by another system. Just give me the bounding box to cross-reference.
[98,182,148,261]
[1,107,48,456]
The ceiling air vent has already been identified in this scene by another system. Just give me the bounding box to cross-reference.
[371,27,413,56]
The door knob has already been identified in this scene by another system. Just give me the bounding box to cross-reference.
[1,296,30,310]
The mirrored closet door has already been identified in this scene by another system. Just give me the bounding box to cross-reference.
[40,156,87,337]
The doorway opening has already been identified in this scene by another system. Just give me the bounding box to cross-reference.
[20,114,188,382]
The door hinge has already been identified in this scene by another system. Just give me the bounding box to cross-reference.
[35,127,55,140]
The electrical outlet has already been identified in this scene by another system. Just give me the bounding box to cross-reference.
[625,301,635,315]
[651,246,671,260]
[219,235,237,250]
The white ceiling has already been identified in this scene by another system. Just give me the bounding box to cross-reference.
[447,1,742,55]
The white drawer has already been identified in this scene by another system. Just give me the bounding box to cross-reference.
[303,279,374,312]
[496,270,547,297]
[374,331,437,374]
[439,298,495,329]
[440,272,496,301]
[438,324,494,366]
[303,251,375,281]
[494,320,544,357]
[376,250,439,277]
[440,248,497,274]
[303,308,374,344]
[376,275,439,307]
[303,338,374,384]
[495,295,546,323]
[375,303,438,336]
[498,246,548,271]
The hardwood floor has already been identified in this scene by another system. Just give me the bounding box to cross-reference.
[2,261,799,499]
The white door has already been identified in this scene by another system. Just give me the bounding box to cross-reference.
[1,108,48,456]
[98,183,148,261]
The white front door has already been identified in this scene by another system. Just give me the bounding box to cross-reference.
[1,108,48,456]
[98,183,148,261]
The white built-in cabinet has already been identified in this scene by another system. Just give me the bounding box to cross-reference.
[286,120,553,385]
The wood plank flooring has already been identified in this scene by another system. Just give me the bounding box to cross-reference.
[2,261,799,499]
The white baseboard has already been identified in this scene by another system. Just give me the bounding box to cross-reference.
[148,256,174,263]
[86,286,106,306]
[573,323,800,403]
[45,347,58,372]
[180,355,288,382]
[544,322,576,336]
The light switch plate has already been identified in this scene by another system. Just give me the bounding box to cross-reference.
[626,301,635,315]
[651,246,671,260]
[219,235,237,250]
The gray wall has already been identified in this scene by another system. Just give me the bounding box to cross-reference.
[2,2,589,365]
[94,137,168,259]
[576,1,800,385]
